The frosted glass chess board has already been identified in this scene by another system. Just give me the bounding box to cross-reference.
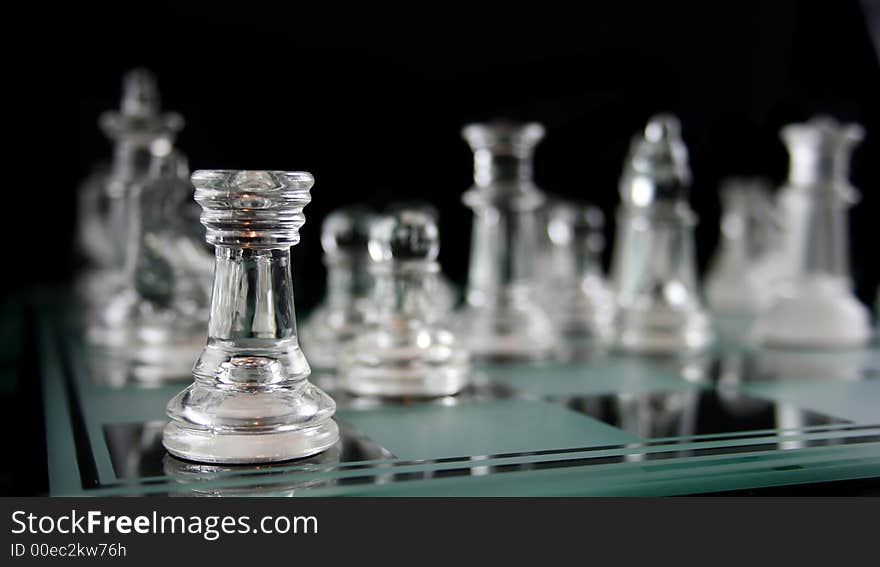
[38,294,880,496]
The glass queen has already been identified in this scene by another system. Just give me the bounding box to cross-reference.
[164,170,338,463]
[77,69,183,301]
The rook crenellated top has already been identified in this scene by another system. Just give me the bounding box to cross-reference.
[193,170,314,248]
[782,115,863,191]
[462,121,545,187]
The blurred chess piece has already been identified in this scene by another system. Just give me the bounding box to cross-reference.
[164,170,339,464]
[340,210,470,397]
[534,193,563,288]
[85,150,213,381]
[753,116,871,348]
[385,200,459,316]
[609,114,714,353]
[300,206,377,373]
[133,151,214,319]
[751,117,871,380]
[543,201,615,357]
[704,177,780,341]
[454,121,559,361]
[76,68,183,301]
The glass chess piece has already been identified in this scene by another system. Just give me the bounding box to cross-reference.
[85,150,213,381]
[299,206,377,373]
[704,177,781,341]
[752,116,871,348]
[385,200,459,316]
[133,151,214,321]
[339,209,471,397]
[543,201,615,357]
[534,193,562,289]
[132,151,214,377]
[76,68,183,302]
[609,114,714,353]
[454,121,559,361]
[750,117,872,380]
[164,170,339,464]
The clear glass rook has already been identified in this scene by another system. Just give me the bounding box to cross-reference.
[163,170,339,463]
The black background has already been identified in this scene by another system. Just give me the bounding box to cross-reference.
[3,0,880,496]
[60,0,880,309]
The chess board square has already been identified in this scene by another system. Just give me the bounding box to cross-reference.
[480,358,697,399]
[337,399,641,460]
[741,379,880,426]
[103,419,394,480]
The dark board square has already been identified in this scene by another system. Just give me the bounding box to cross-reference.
[559,388,850,441]
[103,419,394,484]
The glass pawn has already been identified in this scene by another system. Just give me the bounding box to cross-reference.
[543,201,615,357]
[704,178,781,342]
[76,68,183,301]
[753,116,871,348]
[385,200,459,316]
[339,210,471,397]
[609,114,714,353]
[164,170,339,464]
[454,121,559,361]
[534,194,563,292]
[299,206,377,372]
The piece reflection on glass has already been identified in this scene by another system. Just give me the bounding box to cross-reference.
[162,448,342,497]
[563,388,848,459]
